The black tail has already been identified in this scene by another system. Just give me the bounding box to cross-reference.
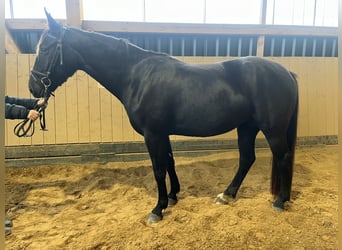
[271,73,298,196]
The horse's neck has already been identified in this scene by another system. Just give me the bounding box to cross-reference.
[68,30,131,99]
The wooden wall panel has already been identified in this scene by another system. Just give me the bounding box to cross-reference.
[274,57,338,137]
[326,63,338,133]
[41,101,56,144]
[54,85,67,144]
[65,75,79,143]
[111,96,124,142]
[5,55,338,146]
[99,87,113,142]
[5,54,19,146]
[287,58,309,137]
[16,54,31,145]
[76,71,90,143]
[88,77,101,142]
[121,103,135,142]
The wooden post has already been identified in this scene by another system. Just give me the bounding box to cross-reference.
[256,35,265,57]
[0,0,5,246]
[65,0,83,27]
[338,0,342,248]
[256,0,267,57]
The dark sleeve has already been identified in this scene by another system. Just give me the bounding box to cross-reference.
[5,96,38,110]
[5,103,30,119]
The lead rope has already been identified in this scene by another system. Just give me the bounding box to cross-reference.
[13,104,48,137]
[14,84,50,137]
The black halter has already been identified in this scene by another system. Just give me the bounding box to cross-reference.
[30,27,66,99]
[14,28,66,138]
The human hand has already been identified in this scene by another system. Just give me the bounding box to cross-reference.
[27,110,40,121]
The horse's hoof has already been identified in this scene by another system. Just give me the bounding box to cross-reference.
[272,201,285,212]
[214,193,231,205]
[5,227,12,235]
[147,213,162,223]
[168,197,178,206]
[5,219,13,227]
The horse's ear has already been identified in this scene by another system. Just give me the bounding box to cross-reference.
[44,8,60,32]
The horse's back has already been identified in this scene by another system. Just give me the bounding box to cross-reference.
[222,57,296,88]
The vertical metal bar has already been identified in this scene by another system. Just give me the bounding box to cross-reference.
[9,0,14,18]
[215,38,219,56]
[332,39,337,56]
[157,38,161,52]
[272,0,276,24]
[260,0,267,24]
[313,0,317,25]
[203,0,207,23]
[322,38,327,57]
[292,37,296,56]
[226,38,231,56]
[181,38,185,56]
[281,38,286,56]
[143,0,146,22]
[169,38,173,56]
[248,38,253,56]
[302,38,307,56]
[312,38,317,57]
[193,38,197,56]
[204,39,208,56]
[270,38,275,56]
[238,38,242,57]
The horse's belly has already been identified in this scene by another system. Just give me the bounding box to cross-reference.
[173,125,236,137]
[172,108,249,137]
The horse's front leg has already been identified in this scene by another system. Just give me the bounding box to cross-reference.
[167,150,180,206]
[144,133,172,223]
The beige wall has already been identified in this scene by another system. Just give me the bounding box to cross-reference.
[5,55,338,146]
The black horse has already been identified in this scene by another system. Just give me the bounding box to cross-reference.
[29,11,298,223]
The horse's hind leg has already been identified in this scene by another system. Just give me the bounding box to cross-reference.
[215,122,259,204]
[264,132,293,210]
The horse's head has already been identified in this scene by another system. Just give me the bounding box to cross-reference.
[29,9,77,98]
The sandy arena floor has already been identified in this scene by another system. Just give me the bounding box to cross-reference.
[5,145,338,249]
